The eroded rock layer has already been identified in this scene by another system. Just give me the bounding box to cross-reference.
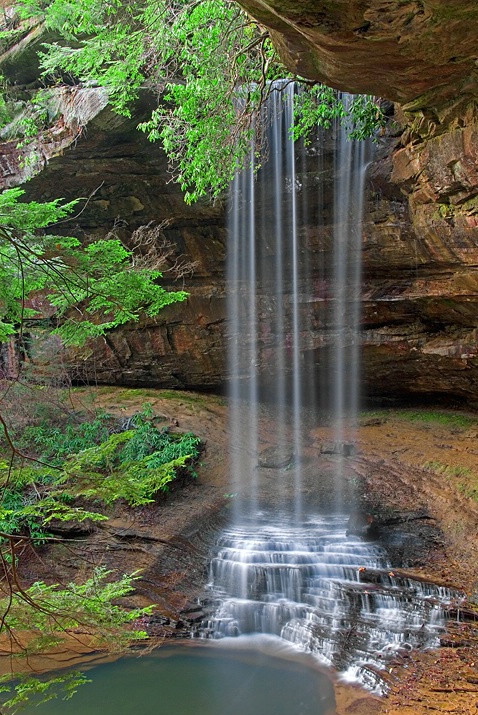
[229,0,478,405]
[6,101,476,406]
[1,93,228,390]
[362,115,478,404]
[237,0,478,111]
[1,5,478,405]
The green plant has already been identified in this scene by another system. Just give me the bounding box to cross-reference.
[10,0,384,203]
[422,460,473,477]
[19,411,117,464]
[0,403,201,708]
[422,459,478,502]
[0,406,202,541]
[360,409,478,431]
[0,87,15,129]
[63,421,202,506]
[0,567,152,712]
[0,187,188,345]
[394,410,478,430]
[292,87,384,143]
[0,458,109,543]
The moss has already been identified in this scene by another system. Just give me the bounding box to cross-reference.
[361,409,478,431]
[423,460,478,502]
[432,6,478,22]
[397,410,478,430]
[158,389,225,407]
[460,195,478,215]
[438,203,455,220]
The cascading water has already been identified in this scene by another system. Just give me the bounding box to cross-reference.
[201,514,458,691]
[331,103,371,508]
[204,85,463,691]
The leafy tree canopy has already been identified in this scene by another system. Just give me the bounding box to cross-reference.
[0,187,188,345]
[2,0,384,203]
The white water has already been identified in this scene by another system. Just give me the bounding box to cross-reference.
[331,105,370,507]
[214,86,462,690]
[201,514,460,691]
[227,84,313,520]
[227,86,371,516]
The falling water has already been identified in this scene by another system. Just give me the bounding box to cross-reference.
[228,141,260,515]
[213,86,462,690]
[227,86,371,516]
[331,101,371,507]
[227,84,310,520]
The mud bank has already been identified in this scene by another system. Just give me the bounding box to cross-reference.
[13,388,478,715]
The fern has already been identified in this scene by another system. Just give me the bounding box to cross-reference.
[1,406,202,537]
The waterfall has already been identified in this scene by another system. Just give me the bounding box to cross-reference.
[227,86,369,514]
[227,83,311,520]
[210,86,463,691]
[331,101,371,508]
[200,515,460,691]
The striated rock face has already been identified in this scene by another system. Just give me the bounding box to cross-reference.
[231,0,478,405]
[237,0,478,111]
[2,5,478,404]
[0,92,228,390]
[10,106,476,406]
[360,107,478,405]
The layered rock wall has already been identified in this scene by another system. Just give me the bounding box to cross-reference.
[237,0,478,110]
[2,2,478,405]
[0,92,228,389]
[233,0,478,405]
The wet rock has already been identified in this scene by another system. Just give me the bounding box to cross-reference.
[179,607,207,623]
[46,518,96,537]
[362,418,386,427]
[346,511,378,538]
[4,14,478,407]
[257,445,294,469]
[320,441,357,457]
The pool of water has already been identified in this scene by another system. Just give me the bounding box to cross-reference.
[19,640,336,715]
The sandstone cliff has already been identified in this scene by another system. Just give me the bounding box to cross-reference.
[235,0,478,406]
[1,3,478,406]
[236,0,478,111]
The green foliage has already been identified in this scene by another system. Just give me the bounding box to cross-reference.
[0,459,109,543]
[0,88,53,168]
[392,409,477,431]
[11,0,384,203]
[118,410,201,468]
[0,483,50,544]
[0,86,15,129]
[0,188,187,345]
[0,672,90,714]
[1,567,150,637]
[291,85,346,142]
[0,567,152,712]
[0,406,202,539]
[63,419,202,506]
[0,185,76,231]
[361,408,478,431]
[19,411,115,465]
[0,405,200,708]
[292,87,384,143]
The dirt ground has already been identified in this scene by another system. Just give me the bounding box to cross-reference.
[345,414,478,715]
[12,387,478,715]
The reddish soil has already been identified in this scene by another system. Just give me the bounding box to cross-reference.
[7,387,478,714]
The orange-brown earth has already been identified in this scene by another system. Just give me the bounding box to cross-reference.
[7,386,478,715]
